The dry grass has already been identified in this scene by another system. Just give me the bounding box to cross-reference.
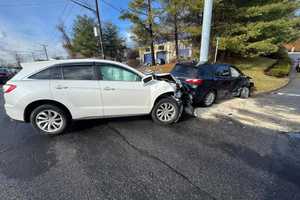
[243,68,289,93]
[139,57,289,94]
[139,63,175,74]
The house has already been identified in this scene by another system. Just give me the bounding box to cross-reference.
[284,38,300,52]
[284,38,300,61]
[139,40,193,65]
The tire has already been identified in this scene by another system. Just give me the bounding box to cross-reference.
[151,97,180,125]
[240,86,250,99]
[202,91,216,107]
[30,104,69,135]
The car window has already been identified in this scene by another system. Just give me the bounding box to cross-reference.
[0,69,7,73]
[29,66,62,80]
[198,66,213,78]
[215,65,230,77]
[171,64,198,78]
[62,65,95,80]
[230,67,240,77]
[97,64,141,82]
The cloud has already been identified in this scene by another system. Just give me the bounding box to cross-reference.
[123,31,135,48]
[0,17,67,64]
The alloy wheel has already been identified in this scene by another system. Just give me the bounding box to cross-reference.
[35,110,64,133]
[240,87,250,98]
[156,103,176,122]
[205,92,215,106]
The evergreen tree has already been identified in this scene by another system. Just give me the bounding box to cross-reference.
[214,0,300,57]
[72,15,99,58]
[102,22,126,61]
[58,15,126,60]
[120,0,160,65]
[126,0,300,58]
[160,0,187,59]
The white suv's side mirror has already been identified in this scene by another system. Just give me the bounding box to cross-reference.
[142,75,154,84]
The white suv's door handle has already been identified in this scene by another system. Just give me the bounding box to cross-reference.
[56,85,68,90]
[104,87,116,91]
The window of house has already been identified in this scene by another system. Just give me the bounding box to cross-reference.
[158,45,164,50]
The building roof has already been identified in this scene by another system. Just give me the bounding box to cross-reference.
[284,38,300,52]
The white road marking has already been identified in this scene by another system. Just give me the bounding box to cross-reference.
[275,92,300,97]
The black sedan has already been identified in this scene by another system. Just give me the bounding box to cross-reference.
[171,63,254,107]
[0,68,11,84]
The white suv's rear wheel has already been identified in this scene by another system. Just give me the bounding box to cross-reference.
[151,97,180,125]
[30,105,68,135]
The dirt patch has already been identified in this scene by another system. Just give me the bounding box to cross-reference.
[194,98,300,132]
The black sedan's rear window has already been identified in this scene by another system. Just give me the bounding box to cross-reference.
[171,64,198,78]
[171,64,214,78]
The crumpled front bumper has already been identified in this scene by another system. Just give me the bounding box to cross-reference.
[173,83,195,121]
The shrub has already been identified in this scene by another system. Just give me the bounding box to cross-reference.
[266,58,291,77]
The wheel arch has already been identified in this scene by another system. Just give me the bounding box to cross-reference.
[24,99,72,122]
[152,92,175,108]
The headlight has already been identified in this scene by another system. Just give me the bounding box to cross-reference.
[174,91,182,99]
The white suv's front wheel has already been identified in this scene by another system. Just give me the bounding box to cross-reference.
[151,97,180,125]
[30,105,68,135]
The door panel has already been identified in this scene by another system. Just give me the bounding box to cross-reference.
[96,63,150,116]
[51,80,103,118]
[229,67,243,95]
[214,65,232,98]
[100,81,150,116]
[50,64,103,119]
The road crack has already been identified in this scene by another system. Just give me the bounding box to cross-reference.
[106,124,217,200]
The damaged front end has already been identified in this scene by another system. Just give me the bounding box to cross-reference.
[153,73,195,116]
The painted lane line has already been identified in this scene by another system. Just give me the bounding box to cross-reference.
[276,92,300,97]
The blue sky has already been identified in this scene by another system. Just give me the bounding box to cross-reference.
[0,0,132,63]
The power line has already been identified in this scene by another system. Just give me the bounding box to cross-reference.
[101,0,123,13]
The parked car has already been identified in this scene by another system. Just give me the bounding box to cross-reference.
[3,59,187,135]
[171,62,254,107]
[0,68,11,84]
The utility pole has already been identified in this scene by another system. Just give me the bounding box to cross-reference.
[31,52,36,61]
[41,44,49,60]
[95,0,105,59]
[147,0,155,66]
[199,0,214,64]
[69,0,105,59]
[15,53,21,67]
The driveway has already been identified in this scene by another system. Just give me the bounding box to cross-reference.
[0,70,300,199]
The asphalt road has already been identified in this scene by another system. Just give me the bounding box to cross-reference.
[0,74,300,199]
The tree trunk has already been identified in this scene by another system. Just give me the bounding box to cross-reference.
[147,0,156,66]
[174,12,179,60]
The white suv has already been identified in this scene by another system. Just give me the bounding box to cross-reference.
[3,59,184,135]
